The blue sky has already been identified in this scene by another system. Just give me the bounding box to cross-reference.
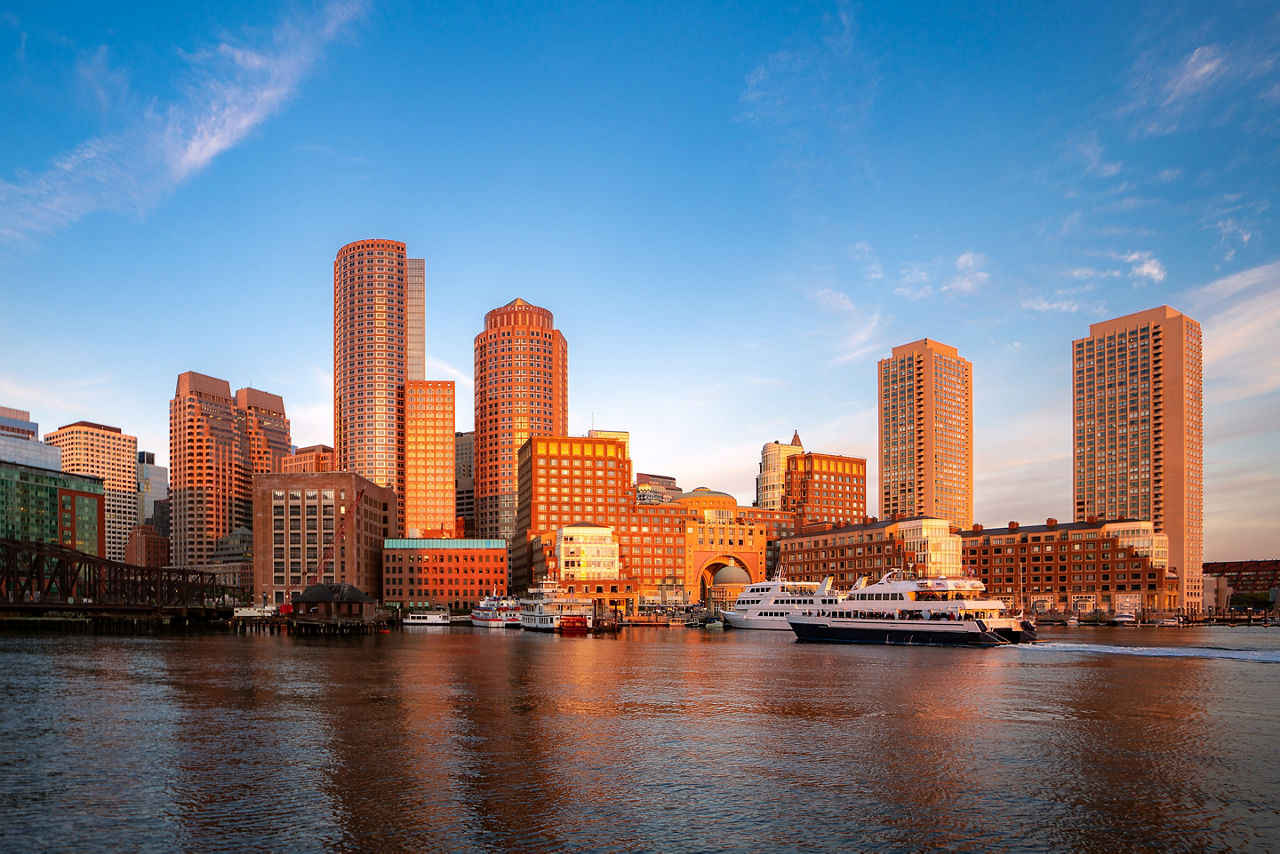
[1,1,1277,560]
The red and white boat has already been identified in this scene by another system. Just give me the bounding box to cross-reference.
[470,593,522,628]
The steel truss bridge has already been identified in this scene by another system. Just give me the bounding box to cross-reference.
[0,538,244,616]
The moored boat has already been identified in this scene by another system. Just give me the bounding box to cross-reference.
[787,570,1038,648]
[404,605,451,626]
[722,574,843,630]
[519,580,595,633]
[1110,612,1138,627]
[470,592,522,628]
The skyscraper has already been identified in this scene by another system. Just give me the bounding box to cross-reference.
[404,379,456,537]
[756,432,804,510]
[878,339,973,528]
[333,238,425,534]
[473,298,568,540]
[169,371,291,566]
[1072,306,1203,612]
[44,421,138,561]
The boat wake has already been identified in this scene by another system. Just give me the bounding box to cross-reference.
[1023,642,1280,663]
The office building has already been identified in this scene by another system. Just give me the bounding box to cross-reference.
[137,450,168,528]
[125,523,169,568]
[474,298,568,540]
[382,537,508,611]
[334,238,427,534]
[756,432,805,510]
[1072,306,1203,612]
[0,460,104,555]
[404,380,456,537]
[280,444,335,473]
[878,339,973,528]
[455,431,475,535]
[252,471,397,605]
[45,421,139,562]
[779,515,958,585]
[0,406,62,470]
[169,371,291,567]
[783,451,868,528]
[636,473,681,505]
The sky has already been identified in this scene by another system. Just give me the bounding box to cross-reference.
[1,1,1277,561]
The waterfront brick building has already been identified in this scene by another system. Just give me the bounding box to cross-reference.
[878,339,973,528]
[779,516,957,586]
[382,537,508,611]
[280,444,335,473]
[125,523,169,568]
[404,380,456,537]
[0,460,104,556]
[44,421,138,562]
[959,518,1177,616]
[251,472,396,605]
[514,434,795,604]
[1202,560,1280,595]
[783,451,867,528]
[333,238,425,535]
[169,372,291,567]
[1073,306,1203,613]
[474,299,568,541]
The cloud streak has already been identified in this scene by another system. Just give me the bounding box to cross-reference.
[0,1,364,245]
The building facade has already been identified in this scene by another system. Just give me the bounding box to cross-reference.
[44,421,139,562]
[1073,306,1204,613]
[783,451,868,528]
[280,444,335,473]
[636,472,681,505]
[878,339,973,528]
[136,451,168,527]
[0,460,104,556]
[125,523,170,568]
[0,407,61,470]
[960,519,1177,617]
[333,238,425,535]
[252,472,397,605]
[756,432,805,510]
[404,380,456,537]
[382,537,508,611]
[779,516,957,586]
[169,372,291,567]
[474,299,568,541]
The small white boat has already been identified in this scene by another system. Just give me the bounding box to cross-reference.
[1110,613,1137,627]
[519,580,595,632]
[1065,616,1080,627]
[1154,617,1182,628]
[404,606,451,626]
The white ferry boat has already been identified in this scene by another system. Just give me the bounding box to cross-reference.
[519,580,595,633]
[723,575,843,630]
[787,570,1038,648]
[404,605,451,626]
[470,593,522,628]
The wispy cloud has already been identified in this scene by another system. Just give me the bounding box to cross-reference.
[809,286,882,363]
[944,251,989,293]
[1021,296,1079,313]
[1191,260,1280,403]
[1077,132,1122,177]
[1103,249,1166,283]
[0,1,364,246]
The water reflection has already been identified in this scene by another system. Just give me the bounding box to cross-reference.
[0,627,1276,852]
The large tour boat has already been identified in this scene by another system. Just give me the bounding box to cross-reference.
[787,570,1038,647]
[470,593,522,628]
[722,575,844,630]
[519,580,596,633]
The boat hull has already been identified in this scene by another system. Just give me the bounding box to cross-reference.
[722,612,793,630]
[789,617,1017,648]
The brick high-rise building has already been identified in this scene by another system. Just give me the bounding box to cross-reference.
[333,238,425,535]
[878,339,973,528]
[169,371,291,567]
[474,299,568,540]
[783,451,868,529]
[1072,306,1203,612]
[404,380,456,537]
[45,421,139,562]
[280,444,335,473]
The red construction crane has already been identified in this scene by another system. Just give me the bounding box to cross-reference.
[280,488,364,615]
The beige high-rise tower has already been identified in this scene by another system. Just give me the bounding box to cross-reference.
[877,339,973,528]
[756,432,804,511]
[1072,306,1203,612]
[44,421,138,562]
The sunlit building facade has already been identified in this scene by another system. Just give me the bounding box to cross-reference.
[404,380,456,537]
[878,339,973,528]
[1072,306,1203,612]
[382,537,508,611]
[0,460,104,556]
[280,444,335,473]
[783,451,868,528]
[474,298,568,541]
[45,421,138,562]
[756,432,804,510]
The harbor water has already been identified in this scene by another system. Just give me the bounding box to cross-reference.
[1,625,1277,852]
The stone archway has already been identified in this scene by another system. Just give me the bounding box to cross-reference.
[698,555,751,607]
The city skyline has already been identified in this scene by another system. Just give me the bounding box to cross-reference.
[1,2,1277,560]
